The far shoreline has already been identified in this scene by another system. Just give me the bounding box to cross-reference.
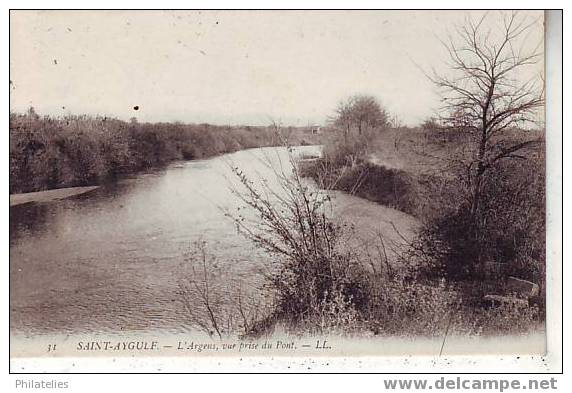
[9,145,323,207]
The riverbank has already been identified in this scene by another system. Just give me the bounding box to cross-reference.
[10,185,100,207]
[10,111,322,194]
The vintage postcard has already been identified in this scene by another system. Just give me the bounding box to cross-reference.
[8,9,561,372]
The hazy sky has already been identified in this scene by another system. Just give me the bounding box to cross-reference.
[10,10,543,126]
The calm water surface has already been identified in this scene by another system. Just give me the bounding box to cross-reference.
[10,146,321,335]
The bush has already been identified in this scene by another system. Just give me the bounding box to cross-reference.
[321,133,369,167]
[226,150,369,330]
[178,240,273,338]
[413,149,545,285]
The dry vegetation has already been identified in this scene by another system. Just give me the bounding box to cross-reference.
[9,109,319,194]
[180,127,544,337]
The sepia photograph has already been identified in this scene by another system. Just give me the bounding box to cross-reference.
[7,8,562,374]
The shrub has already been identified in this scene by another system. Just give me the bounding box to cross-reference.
[453,301,542,336]
[358,272,455,336]
[413,147,545,285]
[226,148,370,332]
[321,133,369,167]
[178,239,273,338]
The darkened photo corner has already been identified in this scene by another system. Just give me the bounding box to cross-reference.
[9,10,549,361]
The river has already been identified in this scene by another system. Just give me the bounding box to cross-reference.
[10,146,418,337]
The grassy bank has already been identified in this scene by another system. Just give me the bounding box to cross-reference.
[9,110,320,194]
[297,127,546,332]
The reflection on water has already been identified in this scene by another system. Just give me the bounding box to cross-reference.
[10,203,51,243]
[10,146,320,335]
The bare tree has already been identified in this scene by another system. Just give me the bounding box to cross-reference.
[430,11,544,218]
